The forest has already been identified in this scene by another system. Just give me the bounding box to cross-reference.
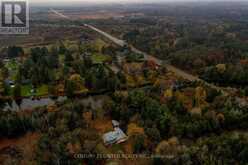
[1,2,248,165]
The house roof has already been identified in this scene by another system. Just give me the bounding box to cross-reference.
[112,120,120,127]
[103,128,128,145]
[4,79,14,85]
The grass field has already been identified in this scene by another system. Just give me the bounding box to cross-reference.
[92,53,111,64]
[21,85,49,97]
[5,60,19,81]
[5,60,18,71]
[59,54,65,64]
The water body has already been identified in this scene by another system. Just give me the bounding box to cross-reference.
[80,95,107,110]
[3,96,67,111]
[2,95,109,111]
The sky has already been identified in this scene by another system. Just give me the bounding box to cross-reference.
[30,0,240,5]
[28,0,248,7]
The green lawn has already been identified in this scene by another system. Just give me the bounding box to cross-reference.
[92,53,111,64]
[59,54,65,64]
[5,59,18,70]
[6,84,49,97]
[94,39,106,52]
[21,84,49,97]
[5,60,18,81]
[6,85,26,97]
[21,85,33,97]
[36,85,49,96]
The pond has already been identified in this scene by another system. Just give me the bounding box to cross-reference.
[1,95,109,111]
[2,96,67,111]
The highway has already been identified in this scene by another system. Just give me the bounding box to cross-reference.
[84,24,126,47]
[49,9,247,99]
[84,24,207,82]
[84,23,237,96]
[50,8,70,20]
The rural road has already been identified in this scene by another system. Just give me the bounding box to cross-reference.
[84,24,203,82]
[50,9,247,99]
[85,24,229,95]
[50,8,70,19]
[84,24,213,82]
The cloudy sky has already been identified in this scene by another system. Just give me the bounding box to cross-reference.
[28,0,247,7]
[30,0,234,4]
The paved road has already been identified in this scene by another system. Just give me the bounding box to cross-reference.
[83,24,199,81]
[48,9,248,104]
[85,25,212,81]
[84,24,202,82]
[48,9,243,98]
[84,24,126,47]
[84,24,240,97]
[49,8,70,20]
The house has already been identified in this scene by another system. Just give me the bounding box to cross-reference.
[4,79,15,88]
[112,120,120,128]
[103,128,128,146]
[103,120,128,146]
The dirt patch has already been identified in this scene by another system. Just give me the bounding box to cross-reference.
[0,132,40,165]
[91,118,113,134]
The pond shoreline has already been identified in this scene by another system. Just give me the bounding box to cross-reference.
[0,82,153,101]
[1,83,153,111]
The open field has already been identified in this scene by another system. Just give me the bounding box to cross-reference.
[0,25,94,49]
[65,11,144,20]
[92,53,111,64]
[47,8,144,20]
[7,84,49,97]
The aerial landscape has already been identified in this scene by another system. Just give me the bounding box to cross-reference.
[1,0,248,164]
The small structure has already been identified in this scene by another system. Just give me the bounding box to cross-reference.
[112,120,120,128]
[4,79,15,86]
[103,128,128,146]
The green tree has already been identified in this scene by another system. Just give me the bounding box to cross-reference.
[117,71,126,84]
[127,90,146,109]
[65,80,76,97]
[145,126,161,143]
[65,51,74,65]
[7,46,24,58]
[142,98,161,121]
[133,134,145,154]
[59,42,67,54]
[13,84,21,99]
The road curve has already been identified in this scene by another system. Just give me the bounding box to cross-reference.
[45,9,233,96]
[45,9,247,101]
[85,24,203,81]
[84,24,233,95]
